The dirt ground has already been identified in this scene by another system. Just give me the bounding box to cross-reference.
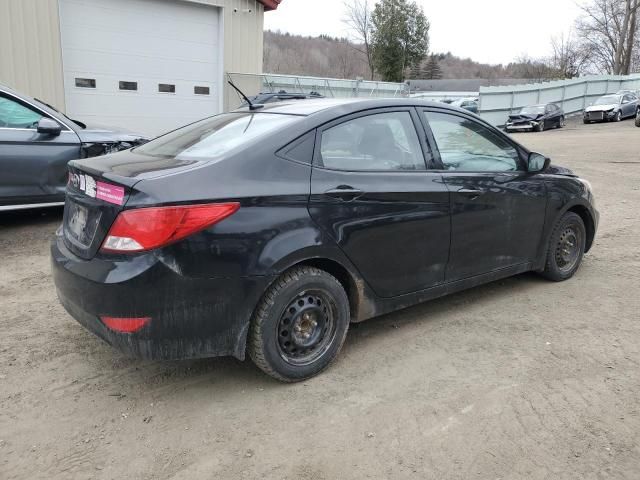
[1,117,639,480]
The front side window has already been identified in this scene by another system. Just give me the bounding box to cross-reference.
[424,111,520,172]
[135,112,299,160]
[319,111,425,171]
[0,96,44,129]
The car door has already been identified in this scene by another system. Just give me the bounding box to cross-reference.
[0,92,81,207]
[546,104,559,126]
[421,109,547,282]
[308,108,451,298]
[622,94,636,117]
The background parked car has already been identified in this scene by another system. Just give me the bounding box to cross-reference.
[449,98,478,113]
[0,84,149,211]
[583,93,639,123]
[616,89,640,97]
[242,90,324,106]
[505,103,565,133]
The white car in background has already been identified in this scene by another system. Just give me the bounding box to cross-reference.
[584,93,639,123]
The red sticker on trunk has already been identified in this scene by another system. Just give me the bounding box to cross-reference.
[96,181,125,205]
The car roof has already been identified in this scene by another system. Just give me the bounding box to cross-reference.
[234,97,462,116]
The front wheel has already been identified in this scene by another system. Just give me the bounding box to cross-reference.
[559,116,565,128]
[248,266,350,382]
[536,121,545,132]
[540,212,586,282]
[635,111,640,127]
[614,111,622,122]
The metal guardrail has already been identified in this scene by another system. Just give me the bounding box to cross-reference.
[227,72,407,99]
[478,74,640,126]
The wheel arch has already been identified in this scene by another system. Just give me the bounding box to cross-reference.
[566,204,596,252]
[278,256,376,323]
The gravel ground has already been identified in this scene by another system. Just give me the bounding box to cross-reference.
[1,118,639,480]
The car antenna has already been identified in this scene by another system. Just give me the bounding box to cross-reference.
[227,80,264,111]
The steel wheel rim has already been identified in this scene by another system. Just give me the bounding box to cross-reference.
[276,290,337,366]
[555,224,582,273]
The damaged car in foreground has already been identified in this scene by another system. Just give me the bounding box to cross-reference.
[505,103,565,132]
[52,98,598,382]
[0,83,148,211]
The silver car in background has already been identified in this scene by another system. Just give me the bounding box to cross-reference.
[584,93,639,123]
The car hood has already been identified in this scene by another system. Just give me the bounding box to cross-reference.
[585,104,617,112]
[75,123,150,143]
[508,113,542,121]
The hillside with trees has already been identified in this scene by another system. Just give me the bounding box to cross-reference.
[264,31,558,81]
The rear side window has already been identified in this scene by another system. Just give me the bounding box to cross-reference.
[0,95,44,129]
[424,111,520,172]
[135,113,299,160]
[319,111,425,171]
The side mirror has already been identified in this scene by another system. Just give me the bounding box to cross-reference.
[527,152,550,173]
[37,117,62,136]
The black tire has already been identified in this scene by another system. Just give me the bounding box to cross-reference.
[536,120,545,132]
[635,111,640,127]
[559,116,565,128]
[248,266,350,382]
[583,119,590,124]
[614,110,622,122]
[540,212,586,282]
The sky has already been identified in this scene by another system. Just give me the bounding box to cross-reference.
[264,0,584,65]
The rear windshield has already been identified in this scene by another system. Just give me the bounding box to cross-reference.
[135,112,299,160]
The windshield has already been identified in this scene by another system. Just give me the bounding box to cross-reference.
[519,106,545,114]
[135,113,299,160]
[594,95,620,105]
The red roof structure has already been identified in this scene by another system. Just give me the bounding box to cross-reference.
[258,0,282,11]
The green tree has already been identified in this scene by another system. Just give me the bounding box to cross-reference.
[421,54,442,79]
[370,0,430,82]
[408,60,423,79]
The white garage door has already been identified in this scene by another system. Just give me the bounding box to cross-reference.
[59,0,222,137]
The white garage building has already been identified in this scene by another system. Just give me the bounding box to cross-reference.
[0,0,281,135]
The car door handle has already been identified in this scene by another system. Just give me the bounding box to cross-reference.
[324,185,364,201]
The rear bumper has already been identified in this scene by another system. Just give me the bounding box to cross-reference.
[51,231,274,360]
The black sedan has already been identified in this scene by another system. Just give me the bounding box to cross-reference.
[51,98,598,382]
[0,84,148,211]
[505,103,565,132]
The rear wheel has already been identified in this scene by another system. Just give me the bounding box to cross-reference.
[540,212,586,282]
[248,266,350,382]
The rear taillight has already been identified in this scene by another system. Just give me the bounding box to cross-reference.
[101,316,151,333]
[101,203,240,253]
